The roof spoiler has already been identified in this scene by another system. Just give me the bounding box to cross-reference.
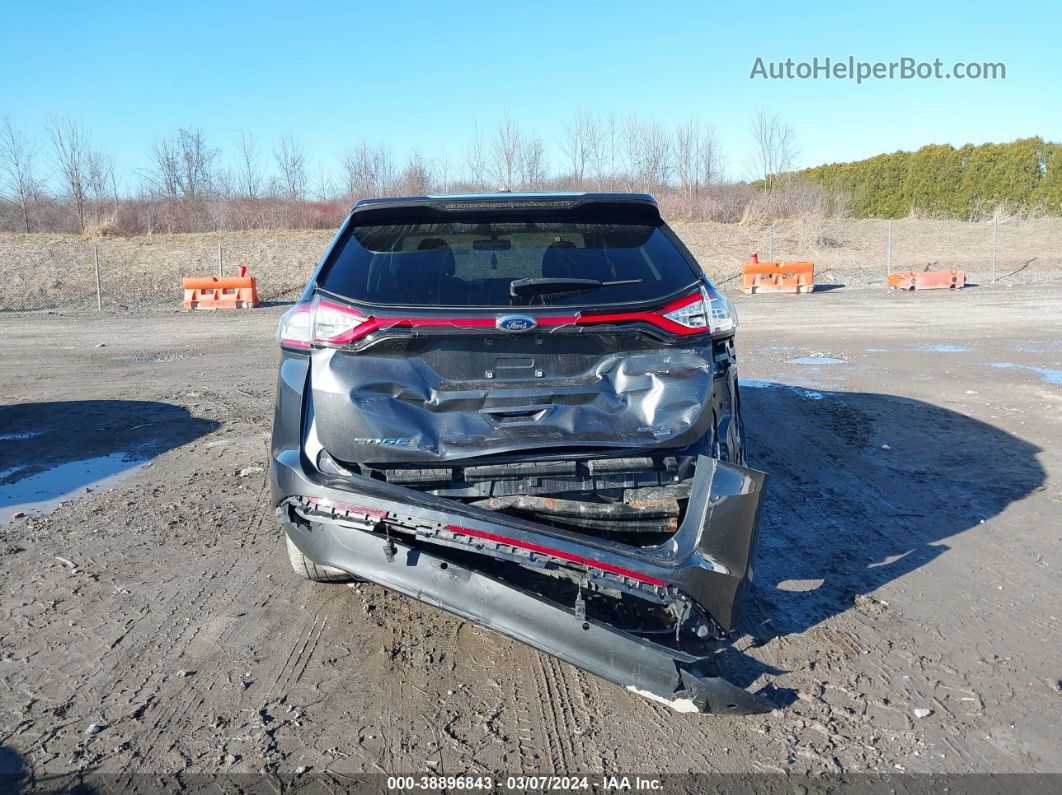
[347,193,662,226]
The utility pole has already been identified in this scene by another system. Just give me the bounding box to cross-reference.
[94,245,102,311]
[991,217,998,284]
[886,220,892,283]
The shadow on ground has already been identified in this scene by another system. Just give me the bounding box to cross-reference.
[0,400,219,513]
[1,744,105,794]
[740,382,1044,637]
[714,383,1045,696]
[0,746,31,794]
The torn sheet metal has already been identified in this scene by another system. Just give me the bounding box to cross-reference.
[280,500,772,715]
[273,438,769,712]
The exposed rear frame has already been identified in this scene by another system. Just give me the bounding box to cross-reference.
[272,193,772,713]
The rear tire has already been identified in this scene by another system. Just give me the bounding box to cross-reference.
[285,534,356,583]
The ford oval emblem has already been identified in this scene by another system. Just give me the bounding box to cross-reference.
[496,315,537,333]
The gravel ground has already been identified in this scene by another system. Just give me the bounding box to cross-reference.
[0,285,1060,787]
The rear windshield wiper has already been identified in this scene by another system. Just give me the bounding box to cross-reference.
[509,277,642,298]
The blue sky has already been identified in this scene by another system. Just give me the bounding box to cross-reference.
[2,0,1058,189]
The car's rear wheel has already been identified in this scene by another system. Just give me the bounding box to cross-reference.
[284,534,357,583]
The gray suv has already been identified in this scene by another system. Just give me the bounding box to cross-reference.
[271,193,770,713]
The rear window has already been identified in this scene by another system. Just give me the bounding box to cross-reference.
[318,221,700,307]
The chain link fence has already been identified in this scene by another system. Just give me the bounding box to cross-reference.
[0,230,335,313]
[1,219,1060,314]
[693,217,1062,291]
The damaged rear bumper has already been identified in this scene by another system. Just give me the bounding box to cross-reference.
[273,448,771,714]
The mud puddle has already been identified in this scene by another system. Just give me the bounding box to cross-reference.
[1,453,146,522]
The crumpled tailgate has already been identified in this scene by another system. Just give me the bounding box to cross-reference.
[309,333,716,465]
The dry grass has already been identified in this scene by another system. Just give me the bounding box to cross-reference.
[2,218,1061,311]
[676,216,1062,287]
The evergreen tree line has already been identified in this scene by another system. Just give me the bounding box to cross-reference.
[798,138,1062,219]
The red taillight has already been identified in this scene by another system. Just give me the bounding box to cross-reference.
[278,299,371,350]
[659,292,709,330]
[577,290,709,336]
[313,299,370,346]
[651,287,738,336]
[580,288,736,337]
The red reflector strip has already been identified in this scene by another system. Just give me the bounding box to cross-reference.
[446,524,668,587]
[306,497,389,518]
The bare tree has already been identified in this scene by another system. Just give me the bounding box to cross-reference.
[148,128,218,201]
[598,112,621,191]
[86,147,118,225]
[312,162,338,201]
[274,135,307,200]
[46,118,91,232]
[465,121,488,188]
[212,168,235,199]
[518,135,547,189]
[176,128,217,199]
[140,129,218,233]
[341,146,365,198]
[624,115,671,191]
[376,145,397,196]
[695,123,721,190]
[750,109,798,192]
[435,147,452,194]
[399,150,433,195]
[236,131,262,198]
[560,109,601,187]
[0,118,40,232]
[343,144,375,198]
[148,137,181,199]
[674,117,721,198]
[674,118,698,198]
[342,142,397,198]
[490,112,522,191]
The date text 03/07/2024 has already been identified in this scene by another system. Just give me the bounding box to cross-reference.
[385,775,664,790]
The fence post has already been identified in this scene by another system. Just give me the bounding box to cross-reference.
[991,217,998,284]
[886,220,892,283]
[218,243,224,277]
[768,226,774,262]
[94,245,102,311]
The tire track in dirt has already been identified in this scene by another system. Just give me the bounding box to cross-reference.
[270,604,326,695]
[508,644,592,773]
[101,479,276,780]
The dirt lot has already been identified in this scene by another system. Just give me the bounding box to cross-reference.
[1,285,1060,785]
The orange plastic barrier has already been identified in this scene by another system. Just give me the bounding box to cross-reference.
[886,270,966,291]
[182,275,260,309]
[740,261,815,294]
